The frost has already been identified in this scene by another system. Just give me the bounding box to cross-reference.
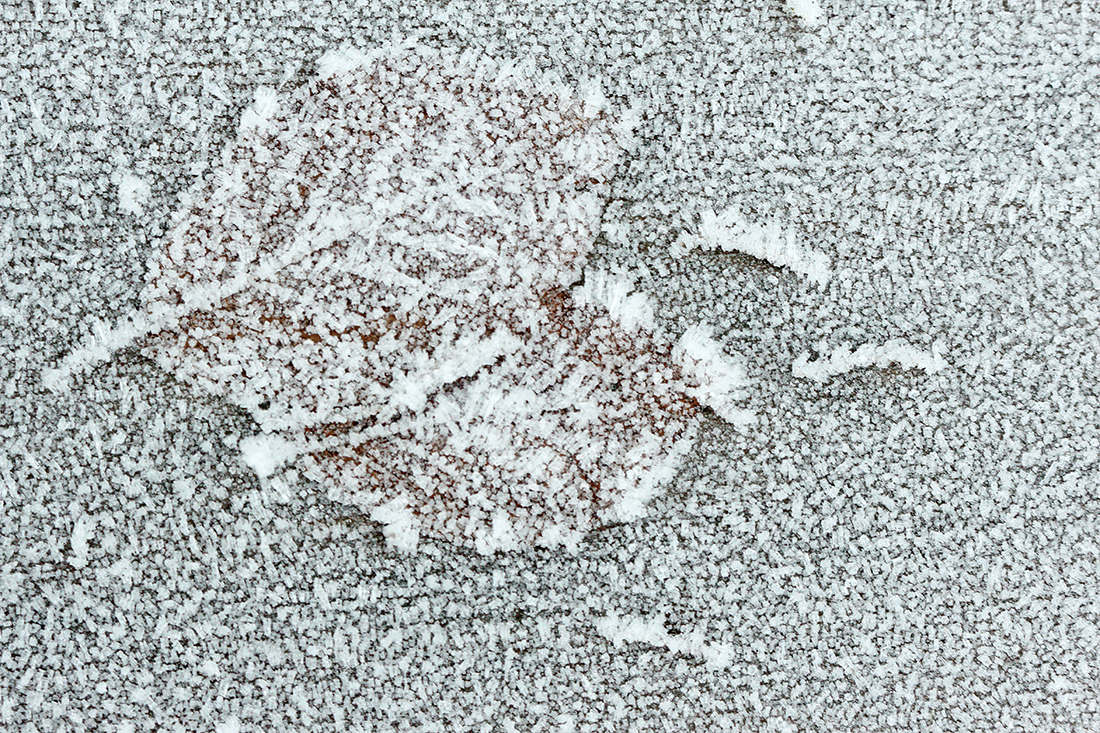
[237,86,281,133]
[238,434,300,479]
[673,207,831,286]
[673,324,754,426]
[116,171,151,216]
[8,5,1097,730]
[785,0,824,26]
[101,0,130,39]
[371,499,420,552]
[596,613,736,669]
[70,514,92,569]
[793,339,950,382]
[42,315,152,391]
[214,717,241,733]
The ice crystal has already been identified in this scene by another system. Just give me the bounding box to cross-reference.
[81,42,750,551]
[673,207,831,287]
[793,340,948,382]
[785,0,824,26]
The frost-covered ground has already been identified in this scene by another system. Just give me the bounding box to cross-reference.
[3,1,1099,730]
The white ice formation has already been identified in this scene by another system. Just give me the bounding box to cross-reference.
[596,613,737,670]
[785,0,824,26]
[792,340,949,382]
[672,207,831,287]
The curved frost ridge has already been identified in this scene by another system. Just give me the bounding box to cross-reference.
[596,613,737,670]
[793,339,950,382]
[42,314,155,393]
[673,207,831,286]
[674,324,753,427]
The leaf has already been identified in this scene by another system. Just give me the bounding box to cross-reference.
[137,42,744,551]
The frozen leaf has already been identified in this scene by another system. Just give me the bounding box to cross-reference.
[141,43,629,432]
[55,42,751,552]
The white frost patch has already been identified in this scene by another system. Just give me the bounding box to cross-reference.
[793,340,949,382]
[571,270,656,332]
[673,207,831,286]
[371,499,420,552]
[239,434,300,478]
[116,171,151,216]
[673,324,754,427]
[214,717,241,733]
[596,613,736,669]
[785,0,824,25]
[474,510,522,554]
[238,85,280,132]
[70,514,92,569]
